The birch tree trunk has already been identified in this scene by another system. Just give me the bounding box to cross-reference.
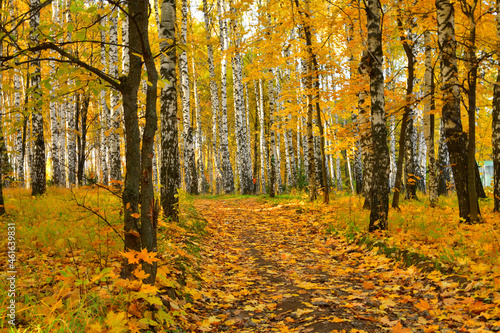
[437,119,452,195]
[258,79,268,193]
[193,60,206,194]
[268,77,279,195]
[389,115,396,190]
[99,0,109,185]
[30,0,46,196]
[202,0,222,194]
[493,0,500,212]
[180,0,198,195]
[424,30,438,206]
[230,3,252,194]
[366,0,390,231]
[9,2,23,185]
[160,0,181,222]
[66,0,76,186]
[0,4,6,214]
[49,0,60,186]
[217,0,235,194]
[358,53,372,209]
[109,5,122,184]
[437,0,473,222]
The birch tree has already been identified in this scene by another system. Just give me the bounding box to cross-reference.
[109,5,121,184]
[366,0,390,231]
[436,0,475,222]
[180,0,197,194]
[30,0,46,196]
[230,1,253,194]
[424,30,438,206]
[202,0,222,193]
[160,0,181,222]
[217,0,235,194]
[494,0,500,212]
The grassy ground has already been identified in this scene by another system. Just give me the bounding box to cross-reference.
[0,186,206,332]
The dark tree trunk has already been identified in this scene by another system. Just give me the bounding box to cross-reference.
[77,94,90,186]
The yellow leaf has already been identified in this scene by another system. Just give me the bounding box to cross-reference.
[133,268,150,280]
[131,213,140,219]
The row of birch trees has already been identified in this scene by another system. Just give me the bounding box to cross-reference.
[1,0,499,233]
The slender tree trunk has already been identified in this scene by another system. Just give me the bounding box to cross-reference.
[493,0,500,212]
[193,60,206,194]
[77,95,89,186]
[49,0,60,186]
[358,53,372,209]
[268,77,279,196]
[424,31,438,206]
[258,78,267,194]
[217,0,235,194]
[392,15,416,208]
[65,0,77,187]
[160,0,181,222]
[0,5,6,215]
[230,3,252,195]
[463,0,480,222]
[202,0,222,194]
[99,0,109,185]
[180,0,197,195]
[109,5,121,184]
[437,0,473,222]
[30,0,46,196]
[437,119,452,195]
[366,0,390,231]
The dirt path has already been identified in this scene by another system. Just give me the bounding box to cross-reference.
[192,198,498,332]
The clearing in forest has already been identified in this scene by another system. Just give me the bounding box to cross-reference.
[192,197,500,333]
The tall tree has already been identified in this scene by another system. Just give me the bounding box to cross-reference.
[494,0,500,212]
[202,0,222,193]
[65,0,76,187]
[30,0,46,196]
[424,30,438,206]
[180,0,197,195]
[461,0,480,222]
[217,0,235,194]
[230,1,253,195]
[49,0,61,186]
[436,0,475,222]
[109,4,121,184]
[258,78,267,193]
[160,0,181,222]
[0,0,6,215]
[366,0,390,231]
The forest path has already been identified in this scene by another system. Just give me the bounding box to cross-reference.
[192,197,496,333]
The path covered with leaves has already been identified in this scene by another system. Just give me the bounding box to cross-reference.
[191,198,500,332]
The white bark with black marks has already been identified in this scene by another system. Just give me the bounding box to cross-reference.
[30,0,46,196]
[180,0,197,194]
[217,0,235,193]
[366,0,390,231]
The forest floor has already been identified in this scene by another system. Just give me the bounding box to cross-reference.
[191,197,500,333]
[1,188,500,332]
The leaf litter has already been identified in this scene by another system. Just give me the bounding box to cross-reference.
[192,198,500,332]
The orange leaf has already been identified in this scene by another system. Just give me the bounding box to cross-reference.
[133,268,150,280]
[392,322,412,333]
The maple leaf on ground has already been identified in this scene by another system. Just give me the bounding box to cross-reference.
[137,247,160,264]
[133,268,150,280]
[120,250,140,264]
[392,322,412,333]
